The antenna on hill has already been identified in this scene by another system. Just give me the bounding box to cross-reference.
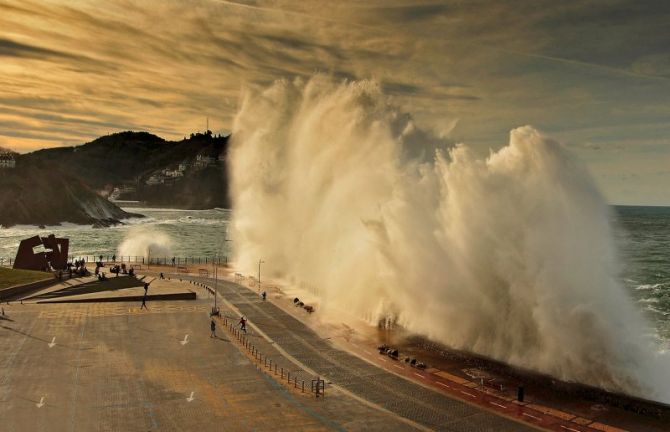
[206,116,209,133]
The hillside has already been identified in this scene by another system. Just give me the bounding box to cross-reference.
[0,163,137,228]
[22,131,231,209]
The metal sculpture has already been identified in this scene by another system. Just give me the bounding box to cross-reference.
[13,234,69,271]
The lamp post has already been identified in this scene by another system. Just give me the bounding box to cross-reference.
[258,259,265,292]
[147,247,151,270]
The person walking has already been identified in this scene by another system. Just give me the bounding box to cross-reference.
[210,319,216,338]
[239,316,247,333]
[144,282,149,294]
[140,293,148,310]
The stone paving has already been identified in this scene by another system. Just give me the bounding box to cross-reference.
[0,293,422,431]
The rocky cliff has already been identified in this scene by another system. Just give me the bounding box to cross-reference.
[0,163,138,228]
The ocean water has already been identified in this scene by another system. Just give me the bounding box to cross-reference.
[0,208,232,264]
[616,205,670,342]
[0,205,668,339]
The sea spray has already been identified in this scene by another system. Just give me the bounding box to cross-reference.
[117,226,173,259]
[229,76,669,401]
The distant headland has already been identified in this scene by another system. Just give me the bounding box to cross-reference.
[0,131,230,228]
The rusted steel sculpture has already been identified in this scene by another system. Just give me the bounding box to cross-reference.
[13,234,69,271]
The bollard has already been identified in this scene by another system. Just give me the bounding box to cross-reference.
[265,357,267,367]
[302,381,305,393]
[517,386,524,402]
[294,377,297,388]
[281,368,283,378]
[275,364,277,374]
[288,372,290,383]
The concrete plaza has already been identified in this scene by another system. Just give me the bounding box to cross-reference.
[0,295,423,431]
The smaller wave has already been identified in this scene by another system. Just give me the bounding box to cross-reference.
[646,305,670,316]
[128,207,213,212]
[117,226,173,258]
[636,283,663,290]
[120,216,156,225]
[177,217,226,225]
[638,298,660,304]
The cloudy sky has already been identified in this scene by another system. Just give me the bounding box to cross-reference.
[0,0,668,204]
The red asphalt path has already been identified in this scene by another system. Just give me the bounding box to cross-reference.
[352,345,626,432]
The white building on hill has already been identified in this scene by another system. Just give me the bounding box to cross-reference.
[195,154,215,168]
[0,153,16,169]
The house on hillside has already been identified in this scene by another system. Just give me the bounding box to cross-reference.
[109,186,136,201]
[0,153,16,169]
[145,174,165,185]
[163,168,184,178]
[193,154,216,168]
[194,154,215,168]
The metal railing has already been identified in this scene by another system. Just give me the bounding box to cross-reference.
[191,279,326,398]
[0,255,228,268]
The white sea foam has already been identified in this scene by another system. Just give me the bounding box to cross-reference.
[117,226,173,259]
[638,297,660,303]
[636,283,663,290]
[228,76,670,402]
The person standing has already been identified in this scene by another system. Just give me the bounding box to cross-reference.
[140,293,148,310]
[210,319,216,338]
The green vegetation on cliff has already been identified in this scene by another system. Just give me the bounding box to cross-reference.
[22,131,230,209]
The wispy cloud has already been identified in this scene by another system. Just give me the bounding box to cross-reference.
[0,0,668,203]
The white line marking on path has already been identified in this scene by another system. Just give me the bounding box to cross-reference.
[522,412,542,421]
[436,382,450,389]
[48,337,56,348]
[393,364,403,369]
[560,426,580,432]
[414,373,425,379]
[379,358,387,362]
[36,396,45,408]
[489,401,507,409]
[186,391,194,402]
[180,335,189,346]
[460,391,476,398]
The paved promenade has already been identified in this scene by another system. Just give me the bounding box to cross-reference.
[198,277,536,432]
[0,292,422,431]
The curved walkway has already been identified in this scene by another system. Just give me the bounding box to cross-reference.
[203,277,537,432]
